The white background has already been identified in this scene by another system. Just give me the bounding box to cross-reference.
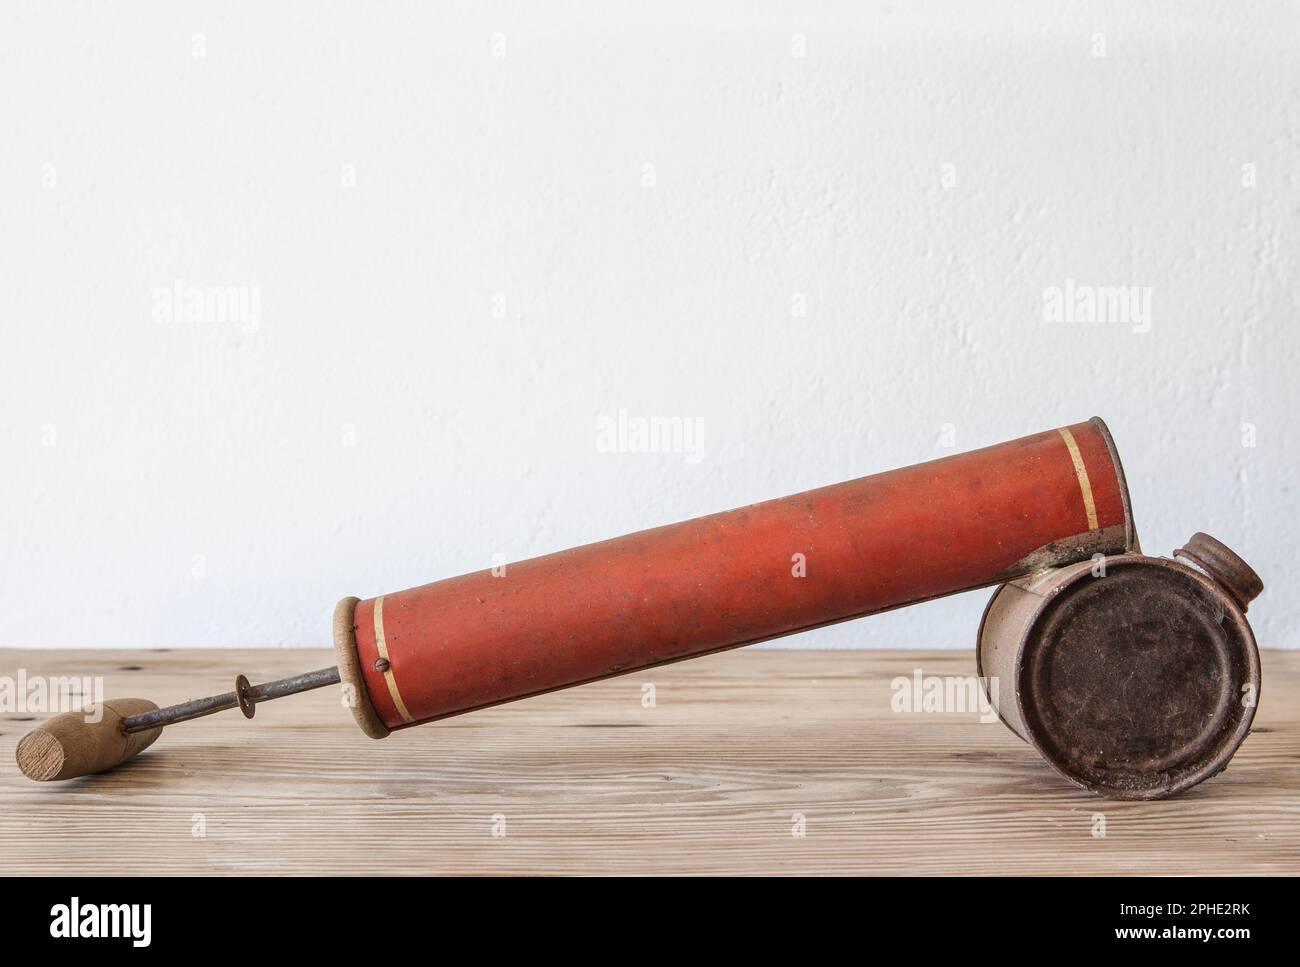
[2,3,1296,649]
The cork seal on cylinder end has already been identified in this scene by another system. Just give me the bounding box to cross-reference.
[333,596,390,739]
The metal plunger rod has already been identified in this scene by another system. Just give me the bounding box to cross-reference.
[120,666,341,734]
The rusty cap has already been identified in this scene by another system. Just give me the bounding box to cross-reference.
[1174,532,1264,612]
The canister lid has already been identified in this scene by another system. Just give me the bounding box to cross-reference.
[1174,531,1264,612]
[1018,544,1260,799]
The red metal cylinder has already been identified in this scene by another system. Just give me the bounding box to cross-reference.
[335,418,1134,735]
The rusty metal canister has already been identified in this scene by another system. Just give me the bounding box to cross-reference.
[335,418,1135,737]
[977,533,1263,799]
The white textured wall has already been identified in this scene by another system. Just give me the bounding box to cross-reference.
[2,3,1296,650]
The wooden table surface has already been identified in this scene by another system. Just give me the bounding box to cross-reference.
[1,648,1296,876]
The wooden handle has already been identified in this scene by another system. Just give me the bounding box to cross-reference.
[15,699,163,781]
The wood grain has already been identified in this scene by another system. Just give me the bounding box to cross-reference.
[1,648,1296,875]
